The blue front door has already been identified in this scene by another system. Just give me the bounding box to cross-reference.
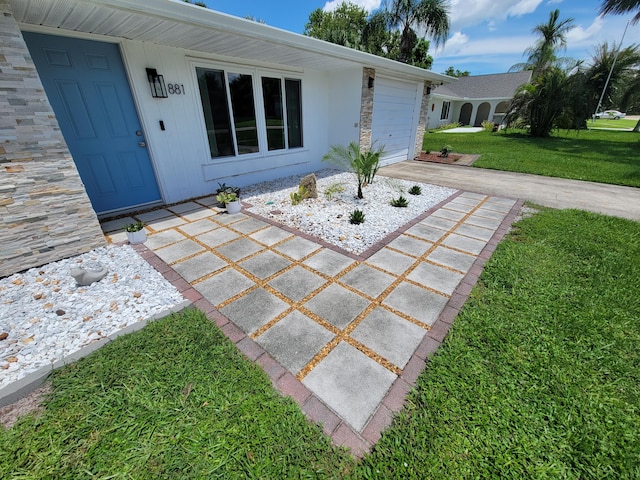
[24,32,161,213]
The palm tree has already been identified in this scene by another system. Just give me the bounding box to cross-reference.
[384,0,450,64]
[599,0,640,24]
[525,9,574,77]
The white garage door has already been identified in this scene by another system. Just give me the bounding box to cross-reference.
[371,77,420,165]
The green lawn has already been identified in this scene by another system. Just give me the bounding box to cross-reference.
[424,129,640,187]
[588,118,637,130]
[2,209,639,478]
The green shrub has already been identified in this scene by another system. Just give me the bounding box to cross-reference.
[322,142,385,199]
[290,185,310,205]
[408,185,422,195]
[323,182,345,200]
[349,209,366,224]
[390,195,409,207]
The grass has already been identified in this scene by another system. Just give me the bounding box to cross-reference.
[352,208,640,478]
[2,209,639,478]
[424,128,640,187]
[588,118,637,130]
[0,309,354,478]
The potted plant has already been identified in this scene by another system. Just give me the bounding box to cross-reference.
[216,190,241,214]
[124,221,147,244]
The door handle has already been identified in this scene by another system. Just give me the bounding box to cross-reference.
[138,141,146,147]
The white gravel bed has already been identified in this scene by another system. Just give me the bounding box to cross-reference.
[243,170,457,254]
[0,245,185,390]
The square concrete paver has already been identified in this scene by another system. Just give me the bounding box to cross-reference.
[181,207,218,222]
[427,246,476,273]
[303,342,396,432]
[432,208,467,222]
[274,236,320,260]
[386,234,432,257]
[268,266,327,302]
[383,281,448,326]
[100,216,136,233]
[178,218,219,237]
[196,228,239,248]
[135,209,173,223]
[154,239,204,264]
[408,261,464,296]
[255,310,334,374]
[215,237,263,262]
[172,251,227,283]
[366,248,416,276]
[340,264,396,299]
[303,249,355,277]
[420,215,458,232]
[146,215,187,231]
[464,214,502,230]
[304,283,370,330]
[474,207,508,221]
[442,233,487,255]
[249,225,293,246]
[195,268,255,306]
[351,307,427,368]
[145,229,187,250]
[239,251,291,280]
[167,201,201,215]
[454,223,495,242]
[220,287,289,335]
[405,223,447,243]
[231,217,270,234]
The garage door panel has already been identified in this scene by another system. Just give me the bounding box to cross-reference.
[371,77,420,165]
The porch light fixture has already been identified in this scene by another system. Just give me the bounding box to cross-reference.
[368,76,374,89]
[146,68,168,98]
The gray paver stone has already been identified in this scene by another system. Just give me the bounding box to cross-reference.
[303,342,396,432]
[178,218,219,236]
[220,287,289,334]
[195,268,255,306]
[304,283,370,329]
[351,307,427,368]
[256,310,334,374]
[154,239,204,264]
[231,217,270,234]
[303,249,355,277]
[366,248,416,276]
[408,261,464,296]
[196,228,239,248]
[386,234,432,257]
[215,237,263,262]
[239,251,291,279]
[442,233,487,255]
[268,266,327,302]
[172,251,227,282]
[274,236,320,260]
[340,264,396,299]
[383,281,448,326]
[404,223,447,243]
[249,225,293,246]
[145,229,187,250]
[454,223,495,242]
[427,246,476,273]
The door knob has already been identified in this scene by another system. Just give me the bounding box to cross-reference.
[138,141,146,147]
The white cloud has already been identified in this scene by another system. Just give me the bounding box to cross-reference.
[448,0,543,30]
[566,16,604,44]
[323,0,382,13]
[437,33,531,58]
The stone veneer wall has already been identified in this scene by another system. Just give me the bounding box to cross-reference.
[358,67,375,152]
[413,81,432,158]
[0,0,106,278]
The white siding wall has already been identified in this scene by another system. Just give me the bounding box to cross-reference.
[326,68,362,149]
[121,40,332,203]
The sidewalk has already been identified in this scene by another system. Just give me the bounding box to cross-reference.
[379,161,640,221]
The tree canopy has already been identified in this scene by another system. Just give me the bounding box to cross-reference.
[304,1,450,70]
[599,0,640,24]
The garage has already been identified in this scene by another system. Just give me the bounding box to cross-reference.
[371,76,421,165]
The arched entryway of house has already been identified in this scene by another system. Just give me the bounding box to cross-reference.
[459,103,472,125]
[474,102,491,126]
[492,101,510,124]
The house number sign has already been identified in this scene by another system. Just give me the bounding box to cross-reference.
[167,83,185,95]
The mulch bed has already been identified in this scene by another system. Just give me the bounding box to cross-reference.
[414,152,480,166]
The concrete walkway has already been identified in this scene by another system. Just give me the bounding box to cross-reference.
[101,190,522,456]
[379,161,640,221]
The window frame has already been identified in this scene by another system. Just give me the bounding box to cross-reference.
[193,61,304,162]
[440,101,451,121]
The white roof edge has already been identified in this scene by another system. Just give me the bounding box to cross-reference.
[90,0,453,84]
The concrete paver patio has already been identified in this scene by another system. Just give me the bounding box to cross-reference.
[103,188,522,456]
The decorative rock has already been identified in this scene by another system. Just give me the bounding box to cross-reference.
[0,332,8,341]
[299,173,318,198]
[70,260,108,286]
[55,309,65,316]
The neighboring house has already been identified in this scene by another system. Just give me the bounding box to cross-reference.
[0,0,450,277]
[426,71,532,129]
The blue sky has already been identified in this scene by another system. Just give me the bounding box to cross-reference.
[207,0,639,75]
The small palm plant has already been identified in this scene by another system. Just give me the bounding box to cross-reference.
[391,195,409,207]
[349,209,366,225]
[322,141,385,199]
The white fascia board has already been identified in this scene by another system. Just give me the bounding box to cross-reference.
[90,0,453,84]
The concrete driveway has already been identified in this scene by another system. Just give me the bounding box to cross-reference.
[379,161,640,222]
